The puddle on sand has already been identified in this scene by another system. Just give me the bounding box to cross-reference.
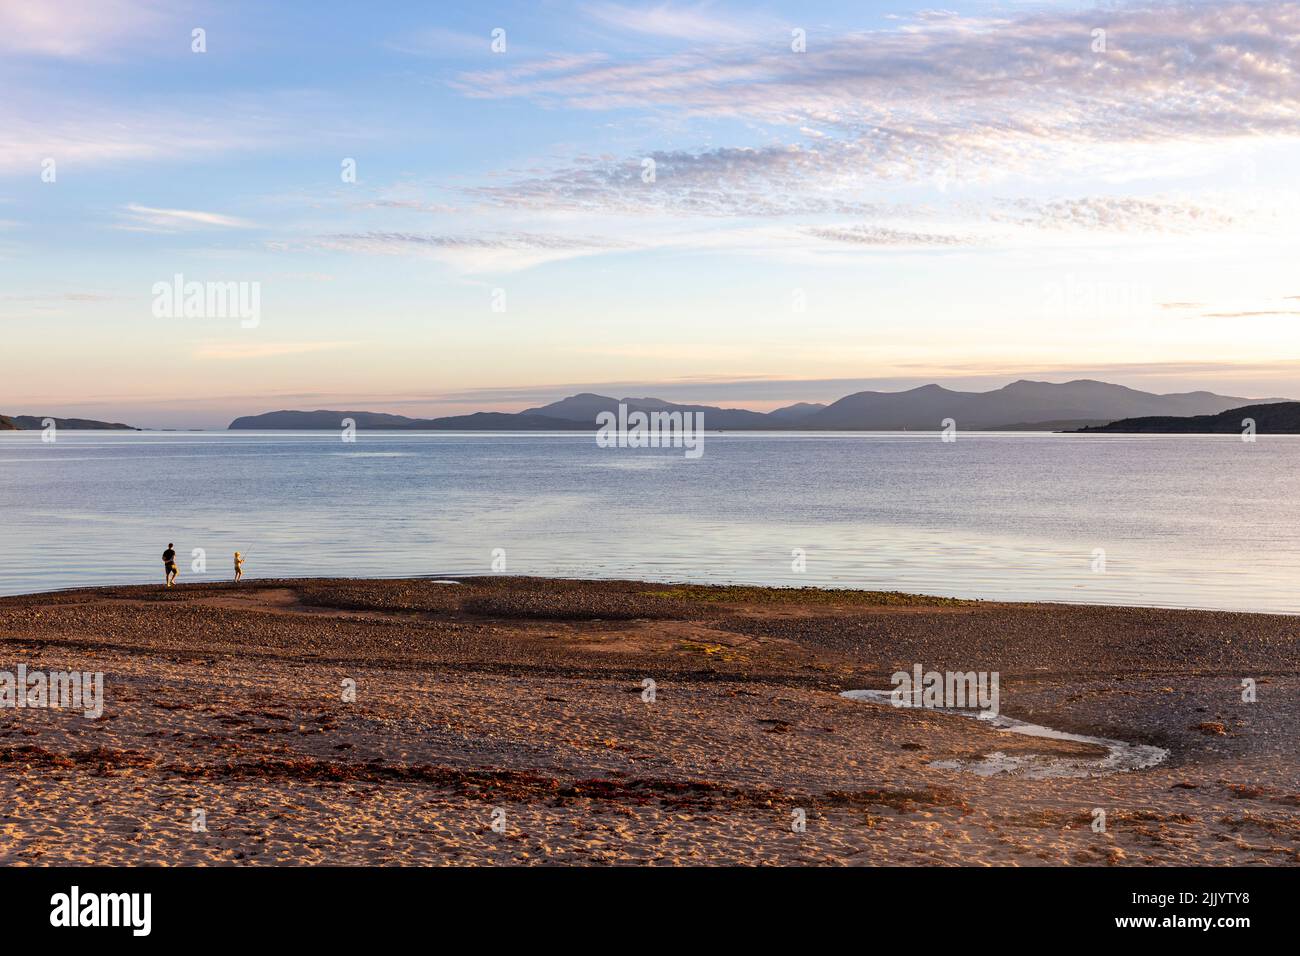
[841,689,1169,779]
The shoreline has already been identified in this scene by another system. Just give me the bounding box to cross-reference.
[1,575,1296,865]
[3,571,1297,619]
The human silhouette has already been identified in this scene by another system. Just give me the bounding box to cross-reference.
[162,543,178,588]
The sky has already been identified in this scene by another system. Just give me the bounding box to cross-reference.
[2,0,1300,428]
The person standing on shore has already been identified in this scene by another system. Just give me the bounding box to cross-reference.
[234,551,245,583]
[162,543,178,588]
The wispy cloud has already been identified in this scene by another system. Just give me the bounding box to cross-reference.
[0,0,172,58]
[458,2,1300,216]
[806,225,975,247]
[355,199,462,215]
[0,87,374,177]
[0,290,122,319]
[286,230,633,272]
[1200,310,1300,318]
[994,197,1237,234]
[582,2,782,43]
[0,103,291,176]
[119,204,256,232]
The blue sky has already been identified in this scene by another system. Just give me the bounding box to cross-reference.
[3,0,1300,427]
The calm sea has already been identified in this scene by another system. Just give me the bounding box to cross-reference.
[0,431,1295,613]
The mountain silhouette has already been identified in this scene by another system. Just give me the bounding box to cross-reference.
[0,414,136,430]
[1074,401,1300,433]
[227,380,1286,431]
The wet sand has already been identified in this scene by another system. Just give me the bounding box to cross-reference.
[0,576,1296,865]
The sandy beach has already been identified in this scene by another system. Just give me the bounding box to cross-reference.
[0,576,1296,866]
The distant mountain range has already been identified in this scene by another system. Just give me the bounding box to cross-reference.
[1074,401,1300,434]
[0,414,136,431]
[227,380,1289,431]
